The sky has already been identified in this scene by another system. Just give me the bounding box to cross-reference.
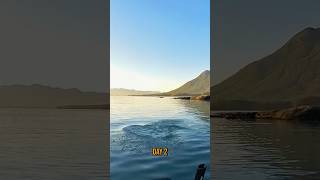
[111,0,210,92]
[212,0,320,85]
[0,0,107,92]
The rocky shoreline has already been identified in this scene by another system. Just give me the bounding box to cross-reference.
[174,95,210,101]
[211,106,320,121]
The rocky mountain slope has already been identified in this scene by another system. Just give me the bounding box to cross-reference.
[162,70,210,96]
[212,27,320,109]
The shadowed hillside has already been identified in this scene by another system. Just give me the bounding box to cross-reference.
[161,70,210,96]
[212,27,320,110]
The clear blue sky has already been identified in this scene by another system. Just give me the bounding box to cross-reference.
[111,0,210,92]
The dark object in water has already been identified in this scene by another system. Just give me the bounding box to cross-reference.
[174,95,210,101]
[174,96,191,100]
[194,164,206,180]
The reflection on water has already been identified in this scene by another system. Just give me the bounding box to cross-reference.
[111,96,210,180]
[0,109,108,180]
[212,117,320,180]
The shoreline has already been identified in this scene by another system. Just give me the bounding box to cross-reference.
[129,94,210,101]
[211,105,320,121]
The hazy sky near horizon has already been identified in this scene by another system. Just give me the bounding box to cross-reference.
[213,0,320,85]
[0,0,107,92]
[111,0,210,92]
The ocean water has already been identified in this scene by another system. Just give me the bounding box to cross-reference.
[212,117,320,180]
[110,96,210,180]
[0,109,108,180]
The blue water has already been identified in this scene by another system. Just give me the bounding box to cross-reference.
[110,96,210,180]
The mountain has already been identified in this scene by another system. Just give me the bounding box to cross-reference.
[0,84,108,108]
[110,88,160,96]
[212,27,320,109]
[162,70,210,96]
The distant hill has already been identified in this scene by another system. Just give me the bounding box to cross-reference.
[212,27,320,110]
[110,88,160,96]
[161,70,210,96]
[0,84,108,108]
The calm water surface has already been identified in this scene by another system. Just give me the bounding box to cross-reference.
[0,109,107,180]
[110,96,210,180]
[212,117,320,180]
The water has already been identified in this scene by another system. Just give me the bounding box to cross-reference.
[110,96,210,180]
[212,117,320,180]
[0,109,108,180]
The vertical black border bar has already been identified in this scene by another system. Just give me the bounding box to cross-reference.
[106,0,110,179]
